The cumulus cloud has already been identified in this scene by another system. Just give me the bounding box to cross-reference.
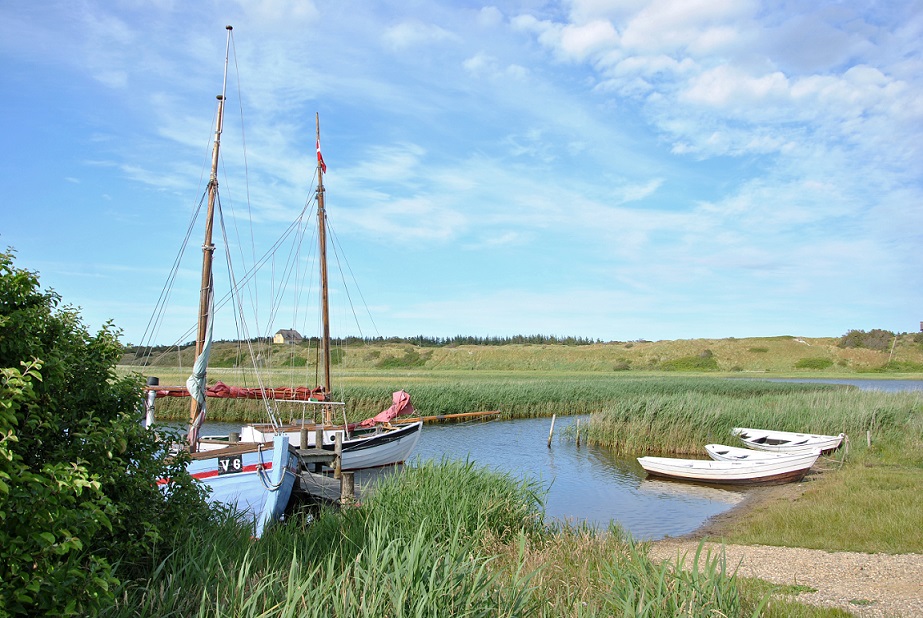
[383,20,458,50]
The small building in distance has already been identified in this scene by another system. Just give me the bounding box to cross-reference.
[273,329,303,345]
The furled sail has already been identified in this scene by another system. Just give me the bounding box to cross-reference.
[186,279,214,445]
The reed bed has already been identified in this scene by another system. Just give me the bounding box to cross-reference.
[140,371,839,424]
[583,389,922,457]
[104,460,785,617]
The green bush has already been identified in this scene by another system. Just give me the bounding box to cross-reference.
[659,351,719,371]
[794,357,834,370]
[376,347,431,368]
[0,250,212,616]
[838,329,894,351]
[872,360,923,373]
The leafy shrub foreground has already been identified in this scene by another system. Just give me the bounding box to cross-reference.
[0,250,212,616]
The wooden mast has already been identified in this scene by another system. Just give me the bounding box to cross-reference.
[316,113,333,425]
[189,25,233,451]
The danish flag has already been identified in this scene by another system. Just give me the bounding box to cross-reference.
[316,138,327,173]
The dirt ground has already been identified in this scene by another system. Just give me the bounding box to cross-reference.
[648,479,923,617]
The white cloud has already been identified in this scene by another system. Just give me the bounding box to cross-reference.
[559,19,620,61]
[477,6,504,28]
[383,20,458,50]
[682,66,790,108]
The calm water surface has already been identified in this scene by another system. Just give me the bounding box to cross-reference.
[409,416,745,540]
[764,378,923,391]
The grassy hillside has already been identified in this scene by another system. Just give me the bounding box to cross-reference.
[125,334,923,375]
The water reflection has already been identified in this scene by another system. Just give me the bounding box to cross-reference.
[637,478,746,505]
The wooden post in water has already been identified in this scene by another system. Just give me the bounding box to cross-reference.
[334,432,342,479]
[300,427,308,450]
[575,419,581,447]
[315,426,323,450]
[340,471,355,506]
[547,414,556,448]
[868,410,875,448]
[229,432,239,444]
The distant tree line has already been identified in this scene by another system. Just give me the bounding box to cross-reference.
[124,334,601,354]
[357,334,601,347]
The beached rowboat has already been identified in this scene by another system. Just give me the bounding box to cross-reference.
[637,450,820,486]
[705,443,820,462]
[732,427,845,454]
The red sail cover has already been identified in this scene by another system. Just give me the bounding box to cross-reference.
[154,381,326,401]
[359,390,414,427]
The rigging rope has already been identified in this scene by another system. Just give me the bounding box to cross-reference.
[217,198,281,429]
[137,190,207,366]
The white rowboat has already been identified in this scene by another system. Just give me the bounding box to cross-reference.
[637,450,820,486]
[705,443,821,462]
[732,427,845,454]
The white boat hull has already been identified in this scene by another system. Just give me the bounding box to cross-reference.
[240,421,423,470]
[732,427,845,454]
[638,451,820,486]
[181,435,299,536]
[705,443,821,462]
[335,421,423,470]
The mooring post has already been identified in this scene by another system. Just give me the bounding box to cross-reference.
[143,376,159,428]
[576,418,581,447]
[228,432,239,444]
[334,432,342,479]
[300,427,308,450]
[547,414,556,448]
[340,471,355,506]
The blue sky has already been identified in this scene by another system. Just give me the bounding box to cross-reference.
[1,1,921,346]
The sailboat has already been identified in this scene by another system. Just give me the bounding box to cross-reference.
[236,114,423,471]
[147,26,298,537]
[150,89,423,474]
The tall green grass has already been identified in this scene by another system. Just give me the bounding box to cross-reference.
[142,372,841,423]
[104,460,813,617]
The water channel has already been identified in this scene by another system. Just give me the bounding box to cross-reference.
[200,378,922,540]
[411,415,745,540]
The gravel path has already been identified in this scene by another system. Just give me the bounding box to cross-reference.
[649,540,923,616]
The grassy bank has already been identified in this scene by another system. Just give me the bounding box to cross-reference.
[720,448,923,554]
[126,333,923,374]
[105,460,798,617]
